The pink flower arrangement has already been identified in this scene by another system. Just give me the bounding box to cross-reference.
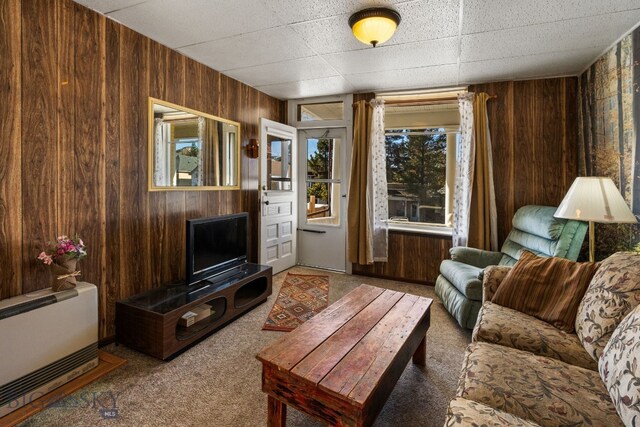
[37,235,87,265]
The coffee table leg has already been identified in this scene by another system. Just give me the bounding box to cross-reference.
[412,335,426,366]
[268,395,287,427]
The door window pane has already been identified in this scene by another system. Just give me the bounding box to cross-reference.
[305,136,341,225]
[307,183,341,225]
[307,138,340,180]
[267,135,292,191]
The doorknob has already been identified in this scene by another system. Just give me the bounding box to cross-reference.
[264,201,270,205]
[342,194,347,198]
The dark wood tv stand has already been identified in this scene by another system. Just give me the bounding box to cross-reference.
[116,263,272,360]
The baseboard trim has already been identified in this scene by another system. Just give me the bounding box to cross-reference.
[99,335,116,348]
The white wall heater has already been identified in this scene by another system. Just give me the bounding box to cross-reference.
[0,282,99,417]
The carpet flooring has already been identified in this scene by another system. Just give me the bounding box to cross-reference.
[19,267,471,427]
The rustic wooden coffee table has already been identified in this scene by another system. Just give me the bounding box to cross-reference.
[257,284,432,427]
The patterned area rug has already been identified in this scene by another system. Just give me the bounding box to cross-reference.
[262,273,330,332]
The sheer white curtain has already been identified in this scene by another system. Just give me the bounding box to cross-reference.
[453,93,475,247]
[196,117,205,186]
[368,99,388,262]
[153,118,170,186]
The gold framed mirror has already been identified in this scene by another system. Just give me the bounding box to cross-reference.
[148,97,241,191]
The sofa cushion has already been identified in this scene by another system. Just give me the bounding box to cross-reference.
[457,342,622,427]
[439,260,482,300]
[576,251,640,362]
[445,397,540,427]
[473,301,597,370]
[599,304,640,426]
[491,251,599,332]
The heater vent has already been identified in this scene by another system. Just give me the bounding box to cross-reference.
[0,283,98,417]
[0,343,98,407]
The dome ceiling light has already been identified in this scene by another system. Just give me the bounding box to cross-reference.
[349,7,401,48]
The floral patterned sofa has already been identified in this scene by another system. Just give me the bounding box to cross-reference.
[444,252,640,427]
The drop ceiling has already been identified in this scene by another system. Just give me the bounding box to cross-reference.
[74,0,640,100]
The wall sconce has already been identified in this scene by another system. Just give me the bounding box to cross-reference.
[246,139,259,158]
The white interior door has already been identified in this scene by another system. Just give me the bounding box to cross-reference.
[259,118,297,274]
[297,128,347,271]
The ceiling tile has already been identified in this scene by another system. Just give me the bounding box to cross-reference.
[459,61,513,84]
[459,47,604,84]
[108,0,281,49]
[256,76,355,99]
[265,0,411,24]
[344,64,459,92]
[463,0,640,35]
[324,37,457,74]
[460,12,640,63]
[73,0,148,14]
[389,0,460,45]
[224,57,339,87]
[509,48,604,76]
[290,14,366,55]
[179,27,314,71]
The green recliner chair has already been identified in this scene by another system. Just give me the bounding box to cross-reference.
[435,205,588,329]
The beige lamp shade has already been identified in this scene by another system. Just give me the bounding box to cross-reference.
[349,8,401,47]
[554,177,637,223]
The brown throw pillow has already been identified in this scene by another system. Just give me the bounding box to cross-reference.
[491,251,599,333]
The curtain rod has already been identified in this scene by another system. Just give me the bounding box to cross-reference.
[383,98,457,106]
[378,94,497,107]
[352,93,497,107]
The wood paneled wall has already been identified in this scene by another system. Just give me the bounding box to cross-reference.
[0,0,284,339]
[354,77,578,284]
[352,232,452,284]
[470,78,578,244]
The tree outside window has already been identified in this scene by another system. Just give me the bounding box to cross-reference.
[307,138,333,203]
[385,128,449,225]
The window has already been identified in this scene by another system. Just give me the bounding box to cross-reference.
[384,102,459,229]
[297,102,344,122]
[266,135,292,191]
[168,118,201,186]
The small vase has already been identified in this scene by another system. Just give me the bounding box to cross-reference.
[49,256,79,292]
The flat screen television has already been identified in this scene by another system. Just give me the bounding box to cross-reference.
[186,213,248,285]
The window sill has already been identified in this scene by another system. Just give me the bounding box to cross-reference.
[387,222,453,237]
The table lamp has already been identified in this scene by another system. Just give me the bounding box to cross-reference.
[554,177,637,262]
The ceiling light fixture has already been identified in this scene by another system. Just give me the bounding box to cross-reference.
[349,7,401,48]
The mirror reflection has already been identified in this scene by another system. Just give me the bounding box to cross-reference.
[150,98,240,190]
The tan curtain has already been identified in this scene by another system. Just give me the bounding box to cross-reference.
[348,100,373,264]
[202,120,220,186]
[468,92,498,251]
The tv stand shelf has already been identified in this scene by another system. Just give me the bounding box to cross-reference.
[116,263,272,360]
